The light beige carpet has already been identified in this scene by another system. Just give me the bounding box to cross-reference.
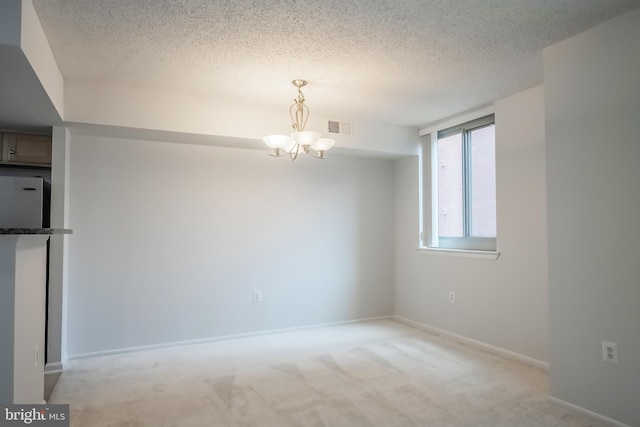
[49,319,607,426]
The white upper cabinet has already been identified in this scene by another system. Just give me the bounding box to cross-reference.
[1,133,52,166]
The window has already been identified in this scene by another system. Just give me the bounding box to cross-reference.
[422,114,496,252]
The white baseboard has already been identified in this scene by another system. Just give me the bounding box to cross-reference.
[44,362,64,374]
[67,315,396,361]
[392,315,549,371]
[548,397,632,427]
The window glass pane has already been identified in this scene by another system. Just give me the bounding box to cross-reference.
[437,132,463,238]
[470,124,496,238]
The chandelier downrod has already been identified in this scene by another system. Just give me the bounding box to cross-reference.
[290,80,309,133]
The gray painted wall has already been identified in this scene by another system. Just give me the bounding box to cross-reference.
[66,134,395,357]
[544,8,640,426]
[395,85,549,364]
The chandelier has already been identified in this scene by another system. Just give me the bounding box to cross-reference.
[263,79,335,160]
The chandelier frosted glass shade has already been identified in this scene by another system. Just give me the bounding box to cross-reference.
[262,134,296,152]
[291,131,321,147]
[263,80,336,161]
[312,138,336,152]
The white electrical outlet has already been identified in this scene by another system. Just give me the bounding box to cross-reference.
[448,291,456,303]
[602,341,618,364]
[253,290,262,303]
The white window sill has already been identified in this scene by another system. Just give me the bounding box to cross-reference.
[417,247,500,260]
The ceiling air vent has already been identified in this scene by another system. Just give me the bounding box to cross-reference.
[328,120,352,135]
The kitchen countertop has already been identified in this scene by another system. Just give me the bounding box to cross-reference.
[0,228,73,235]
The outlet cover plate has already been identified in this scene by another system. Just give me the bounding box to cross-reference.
[602,341,618,364]
[253,290,262,303]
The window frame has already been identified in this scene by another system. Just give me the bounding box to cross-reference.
[418,108,499,258]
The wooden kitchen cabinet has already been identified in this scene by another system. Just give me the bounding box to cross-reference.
[1,132,52,166]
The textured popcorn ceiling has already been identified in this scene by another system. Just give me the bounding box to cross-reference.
[32,0,640,127]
